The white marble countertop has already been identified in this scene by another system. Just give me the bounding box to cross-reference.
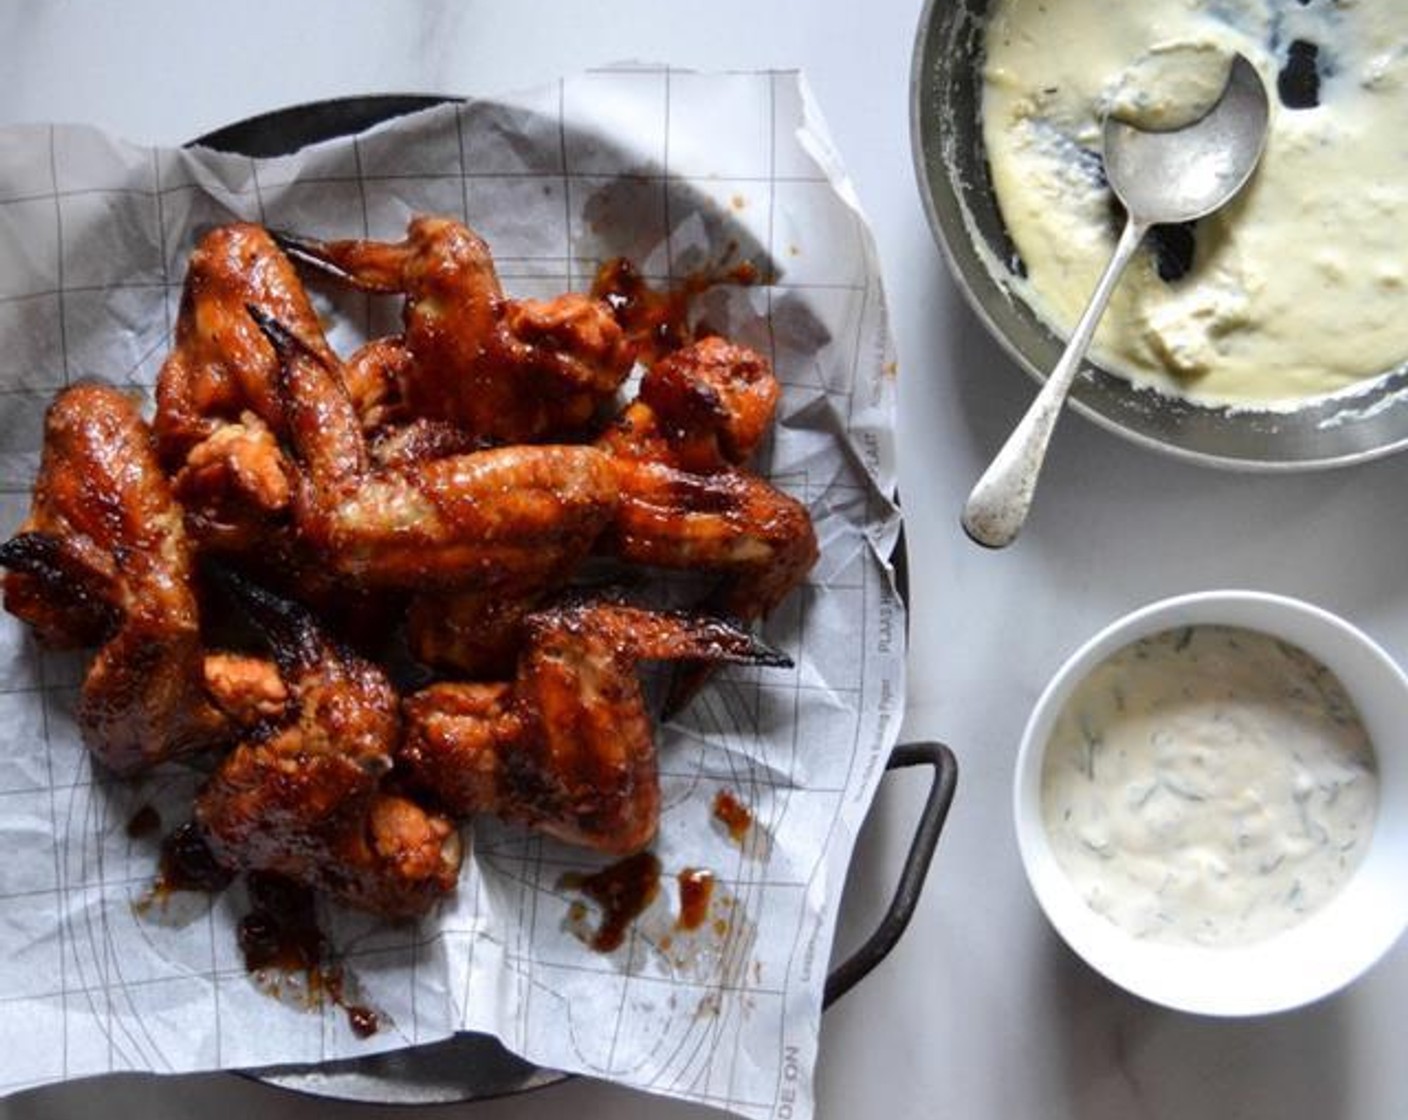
[3,1,1407,1117]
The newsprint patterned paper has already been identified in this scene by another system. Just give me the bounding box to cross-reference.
[0,69,903,1119]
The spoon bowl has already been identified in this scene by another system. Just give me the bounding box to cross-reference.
[1106,54,1271,223]
[960,53,1271,549]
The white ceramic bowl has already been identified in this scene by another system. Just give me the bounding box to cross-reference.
[1015,590,1408,1016]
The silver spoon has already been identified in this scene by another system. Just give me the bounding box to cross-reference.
[961,53,1271,549]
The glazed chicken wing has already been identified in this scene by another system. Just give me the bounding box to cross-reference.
[152,223,326,602]
[602,336,781,472]
[599,336,816,622]
[155,225,394,577]
[275,215,634,443]
[254,307,620,590]
[196,578,461,919]
[0,209,814,940]
[405,337,813,684]
[156,222,341,469]
[0,385,230,773]
[596,337,818,707]
[401,600,790,854]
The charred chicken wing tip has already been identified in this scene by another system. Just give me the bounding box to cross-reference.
[208,565,335,676]
[265,229,360,285]
[0,529,117,613]
[244,301,307,358]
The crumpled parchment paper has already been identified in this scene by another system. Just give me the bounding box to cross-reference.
[0,69,903,1120]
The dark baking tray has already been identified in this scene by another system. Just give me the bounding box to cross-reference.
[192,97,958,1105]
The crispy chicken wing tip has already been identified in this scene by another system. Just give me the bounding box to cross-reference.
[658,619,791,720]
[1,529,96,583]
[742,637,793,669]
[267,230,362,286]
[209,565,330,677]
[244,301,306,358]
[0,530,121,643]
[663,610,793,669]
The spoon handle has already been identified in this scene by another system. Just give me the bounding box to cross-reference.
[961,216,1150,549]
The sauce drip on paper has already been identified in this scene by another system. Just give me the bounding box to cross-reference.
[239,871,383,1038]
[155,821,235,895]
[676,867,716,931]
[712,789,753,844]
[559,851,663,952]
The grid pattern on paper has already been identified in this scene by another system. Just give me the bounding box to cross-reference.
[0,69,904,1119]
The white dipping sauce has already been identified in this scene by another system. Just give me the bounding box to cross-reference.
[983,0,1408,407]
[1041,625,1378,948]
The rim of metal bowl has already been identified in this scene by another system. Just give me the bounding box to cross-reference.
[908,0,1408,473]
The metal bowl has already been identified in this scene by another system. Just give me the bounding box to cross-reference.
[910,0,1408,470]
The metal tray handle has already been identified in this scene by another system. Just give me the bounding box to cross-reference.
[824,740,959,1007]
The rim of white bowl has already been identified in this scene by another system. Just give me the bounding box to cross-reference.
[1014,590,1408,1016]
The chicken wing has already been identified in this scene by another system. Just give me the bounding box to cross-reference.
[608,335,781,471]
[275,215,634,443]
[254,307,620,590]
[596,338,817,708]
[196,577,461,920]
[156,222,340,468]
[151,223,326,585]
[401,600,790,854]
[407,338,813,688]
[598,337,814,620]
[156,225,401,568]
[0,385,230,773]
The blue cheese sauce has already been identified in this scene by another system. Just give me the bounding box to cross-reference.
[1040,625,1378,948]
[983,0,1408,407]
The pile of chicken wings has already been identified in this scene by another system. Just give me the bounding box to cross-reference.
[0,216,817,919]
